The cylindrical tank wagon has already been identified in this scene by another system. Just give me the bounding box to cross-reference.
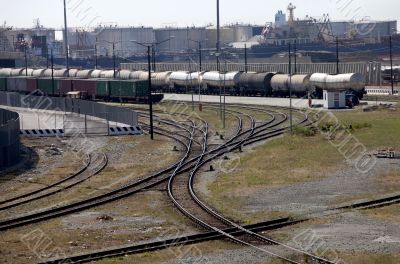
[202,71,242,94]
[168,71,203,93]
[249,72,276,96]
[310,73,366,98]
[271,74,311,97]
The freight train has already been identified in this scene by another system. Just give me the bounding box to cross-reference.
[163,70,366,101]
[0,68,162,103]
[0,68,366,103]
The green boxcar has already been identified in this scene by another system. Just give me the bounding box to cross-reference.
[0,77,7,91]
[134,80,149,97]
[95,79,109,97]
[37,78,60,95]
[109,80,135,97]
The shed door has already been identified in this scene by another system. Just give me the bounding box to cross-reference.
[334,93,340,108]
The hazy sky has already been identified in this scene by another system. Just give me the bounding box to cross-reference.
[1,0,399,29]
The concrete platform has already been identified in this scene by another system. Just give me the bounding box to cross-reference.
[163,94,398,108]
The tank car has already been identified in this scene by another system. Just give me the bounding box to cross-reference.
[138,71,172,91]
[75,69,94,79]
[202,71,242,94]
[271,74,310,97]
[310,73,366,99]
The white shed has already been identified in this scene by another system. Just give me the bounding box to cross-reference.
[323,90,346,109]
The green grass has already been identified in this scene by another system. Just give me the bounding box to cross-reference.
[206,107,400,223]
[293,126,318,137]
[333,107,400,149]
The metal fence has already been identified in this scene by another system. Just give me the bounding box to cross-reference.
[121,62,382,85]
[0,92,138,128]
[0,108,20,167]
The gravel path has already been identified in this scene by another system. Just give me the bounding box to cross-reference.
[244,158,400,216]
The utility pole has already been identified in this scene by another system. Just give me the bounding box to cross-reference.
[51,49,55,95]
[24,45,28,76]
[147,45,154,140]
[132,39,171,140]
[112,42,116,79]
[216,0,222,122]
[46,49,49,68]
[244,44,248,73]
[94,43,98,69]
[289,43,293,133]
[189,57,194,111]
[390,35,394,95]
[216,0,220,72]
[63,0,69,75]
[199,42,202,72]
[223,60,227,129]
[336,36,339,74]
[152,45,156,72]
[294,39,297,74]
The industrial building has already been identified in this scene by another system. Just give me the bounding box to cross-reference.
[94,26,155,57]
[0,27,56,56]
[155,27,206,54]
[0,3,397,62]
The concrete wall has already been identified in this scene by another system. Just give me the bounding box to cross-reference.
[0,108,20,168]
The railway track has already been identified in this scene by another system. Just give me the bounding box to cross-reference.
[31,103,397,263]
[0,114,202,230]
[0,153,108,212]
[3,103,334,263]
[0,154,91,208]
[40,218,304,264]
[167,105,334,264]
[38,104,315,264]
